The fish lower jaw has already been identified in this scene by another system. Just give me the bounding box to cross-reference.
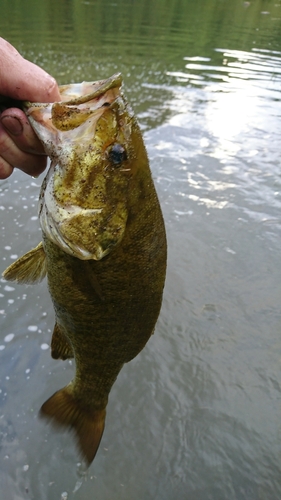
[40,205,108,260]
[43,226,108,260]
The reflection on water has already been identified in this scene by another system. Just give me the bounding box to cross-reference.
[0,0,281,499]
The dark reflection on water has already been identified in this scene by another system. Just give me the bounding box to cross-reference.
[1,0,281,499]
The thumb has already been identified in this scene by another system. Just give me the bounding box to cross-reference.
[0,38,60,103]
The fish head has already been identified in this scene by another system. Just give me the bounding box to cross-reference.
[25,74,136,260]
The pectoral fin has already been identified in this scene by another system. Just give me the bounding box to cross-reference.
[84,262,104,301]
[2,242,47,284]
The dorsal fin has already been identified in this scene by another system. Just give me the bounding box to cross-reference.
[2,242,47,284]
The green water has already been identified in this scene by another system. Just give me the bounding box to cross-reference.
[1,0,281,128]
[0,1,281,499]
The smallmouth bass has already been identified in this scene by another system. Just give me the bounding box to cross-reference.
[2,74,167,465]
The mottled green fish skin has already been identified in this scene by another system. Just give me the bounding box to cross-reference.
[45,121,166,399]
[2,75,167,465]
[46,164,165,382]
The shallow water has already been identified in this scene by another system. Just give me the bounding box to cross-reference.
[1,1,281,499]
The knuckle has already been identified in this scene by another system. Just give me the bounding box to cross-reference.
[0,156,12,179]
[0,127,11,155]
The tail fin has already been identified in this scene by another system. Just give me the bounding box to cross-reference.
[40,386,106,465]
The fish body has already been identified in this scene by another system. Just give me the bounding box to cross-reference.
[3,74,167,464]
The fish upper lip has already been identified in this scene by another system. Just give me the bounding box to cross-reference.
[63,73,123,106]
[23,73,123,110]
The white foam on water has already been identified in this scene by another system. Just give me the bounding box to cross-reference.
[4,334,14,343]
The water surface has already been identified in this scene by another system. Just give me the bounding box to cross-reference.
[0,1,281,499]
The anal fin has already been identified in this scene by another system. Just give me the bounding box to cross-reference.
[51,323,74,360]
[2,242,46,284]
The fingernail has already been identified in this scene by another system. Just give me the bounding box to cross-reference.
[1,115,23,136]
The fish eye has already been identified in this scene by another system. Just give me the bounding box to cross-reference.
[108,143,127,166]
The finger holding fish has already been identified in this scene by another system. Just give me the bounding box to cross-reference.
[0,107,47,177]
[0,37,60,179]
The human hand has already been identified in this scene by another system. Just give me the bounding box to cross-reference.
[0,37,60,179]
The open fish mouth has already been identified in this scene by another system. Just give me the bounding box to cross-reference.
[58,73,123,105]
[25,74,132,260]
